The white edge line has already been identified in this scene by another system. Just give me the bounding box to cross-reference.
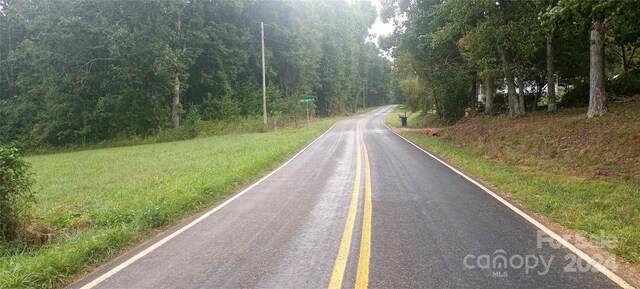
[80,121,342,289]
[380,115,634,289]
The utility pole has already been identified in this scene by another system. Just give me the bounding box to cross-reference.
[261,22,267,125]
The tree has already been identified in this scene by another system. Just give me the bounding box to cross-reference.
[547,0,640,117]
[0,146,35,241]
[546,0,558,112]
[0,0,391,147]
[382,0,637,121]
[588,19,607,118]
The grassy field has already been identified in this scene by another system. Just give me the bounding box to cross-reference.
[384,106,640,265]
[27,114,308,155]
[0,118,340,288]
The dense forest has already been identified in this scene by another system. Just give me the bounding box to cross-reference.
[381,0,639,122]
[0,0,394,147]
[3,0,639,148]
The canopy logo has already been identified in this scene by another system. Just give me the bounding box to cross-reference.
[463,250,554,277]
[462,230,619,278]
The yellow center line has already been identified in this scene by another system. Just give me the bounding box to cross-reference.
[328,123,362,289]
[355,123,372,289]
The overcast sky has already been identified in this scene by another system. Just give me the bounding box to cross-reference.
[367,0,395,59]
[368,0,394,38]
[370,16,394,37]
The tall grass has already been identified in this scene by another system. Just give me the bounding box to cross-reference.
[26,115,310,156]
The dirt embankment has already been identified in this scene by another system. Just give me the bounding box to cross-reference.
[410,101,640,185]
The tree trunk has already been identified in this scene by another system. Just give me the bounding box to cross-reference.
[469,78,478,116]
[353,83,359,114]
[587,20,607,118]
[533,84,542,112]
[282,79,289,99]
[171,8,182,128]
[172,71,180,128]
[423,86,429,115]
[620,44,628,73]
[547,30,557,112]
[518,76,525,114]
[485,77,495,115]
[499,45,523,117]
[620,45,636,73]
[496,0,523,117]
[432,89,442,119]
[151,81,159,114]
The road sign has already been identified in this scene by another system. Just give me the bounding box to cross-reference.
[298,98,315,103]
[298,98,315,124]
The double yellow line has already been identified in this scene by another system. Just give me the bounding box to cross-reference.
[328,122,372,289]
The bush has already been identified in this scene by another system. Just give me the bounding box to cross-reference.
[608,69,640,97]
[433,76,470,123]
[0,146,35,241]
[560,81,589,108]
[560,70,640,109]
[201,93,242,121]
[490,91,508,113]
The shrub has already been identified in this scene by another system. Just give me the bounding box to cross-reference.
[608,69,640,97]
[0,145,36,241]
[434,76,471,123]
[490,91,508,113]
[201,93,241,121]
[560,81,589,108]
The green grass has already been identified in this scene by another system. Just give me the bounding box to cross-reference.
[0,118,340,289]
[385,117,640,265]
[26,115,299,156]
[28,110,380,157]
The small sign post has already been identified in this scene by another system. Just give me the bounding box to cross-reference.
[298,98,316,124]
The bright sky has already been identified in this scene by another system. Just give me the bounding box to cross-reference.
[366,0,395,59]
[370,16,394,37]
[367,0,395,43]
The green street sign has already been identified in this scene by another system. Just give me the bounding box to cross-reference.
[298,98,315,103]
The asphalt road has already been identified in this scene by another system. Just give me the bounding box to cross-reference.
[71,106,626,289]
